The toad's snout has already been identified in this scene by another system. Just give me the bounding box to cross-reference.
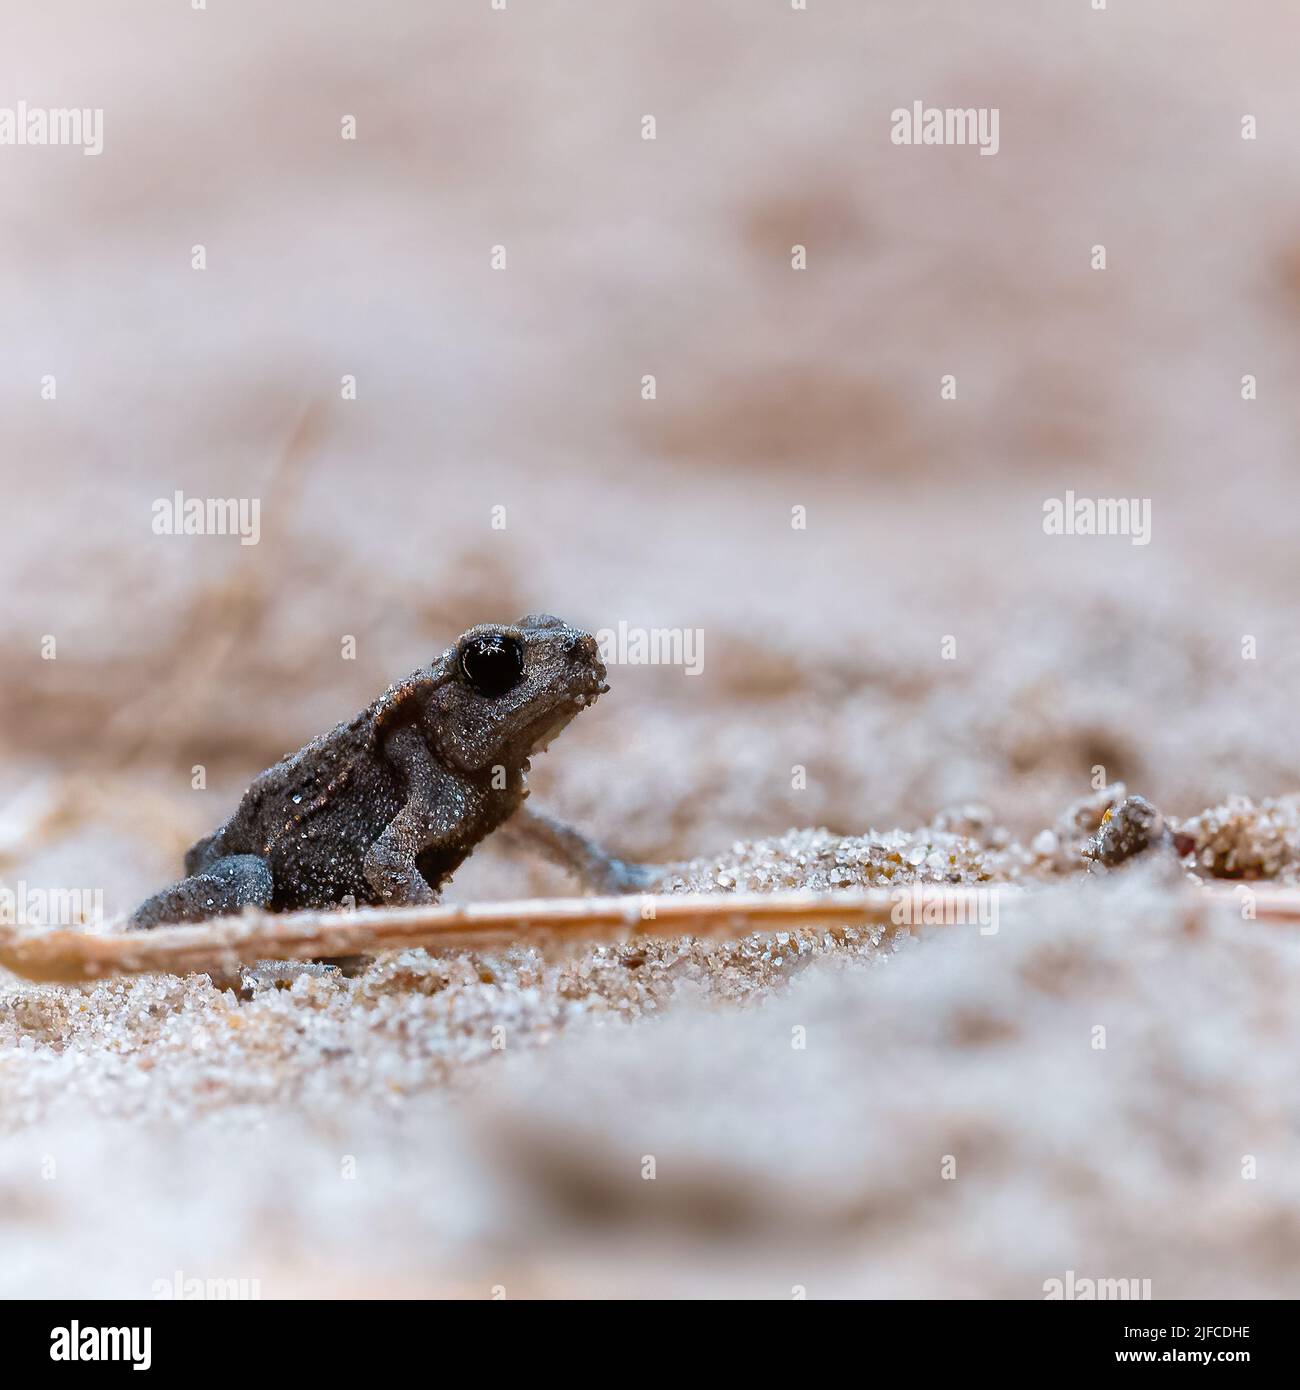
[564,629,607,688]
[566,630,599,664]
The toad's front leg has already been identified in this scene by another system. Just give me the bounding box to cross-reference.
[363,724,466,906]
[500,804,661,894]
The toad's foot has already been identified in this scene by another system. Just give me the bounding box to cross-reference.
[129,854,274,929]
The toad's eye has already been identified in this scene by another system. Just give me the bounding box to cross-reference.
[460,634,524,698]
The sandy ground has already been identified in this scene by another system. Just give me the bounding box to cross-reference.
[4,0,1300,1297]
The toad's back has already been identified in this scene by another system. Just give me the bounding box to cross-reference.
[187,710,406,910]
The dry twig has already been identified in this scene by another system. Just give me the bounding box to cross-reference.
[0,888,981,984]
[0,883,1293,987]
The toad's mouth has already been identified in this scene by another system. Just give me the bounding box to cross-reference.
[526,679,606,755]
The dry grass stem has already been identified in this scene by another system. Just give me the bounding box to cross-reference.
[1,882,1294,985]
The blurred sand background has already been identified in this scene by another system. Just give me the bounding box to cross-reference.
[4,0,1300,1298]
